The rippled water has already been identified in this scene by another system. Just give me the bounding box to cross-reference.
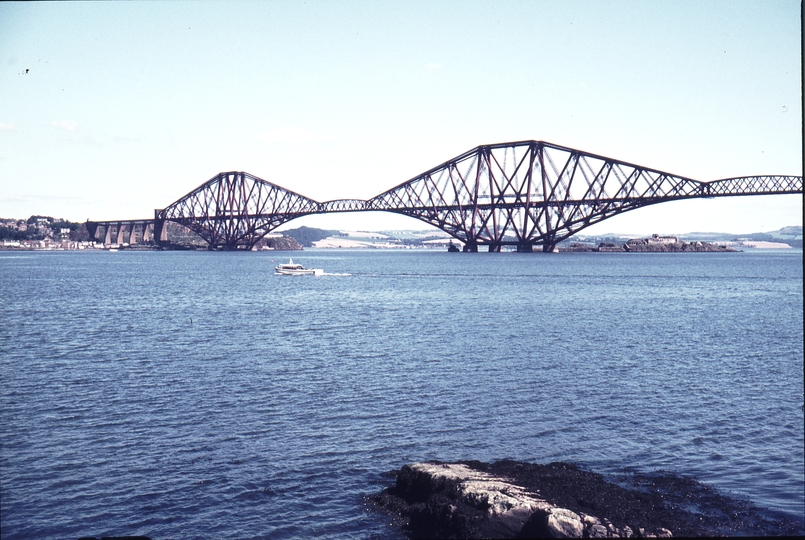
[1,249,802,539]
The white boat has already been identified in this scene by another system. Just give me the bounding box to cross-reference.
[274,258,323,276]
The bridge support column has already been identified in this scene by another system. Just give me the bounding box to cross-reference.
[542,233,558,253]
[86,222,99,242]
[488,243,501,252]
[154,210,168,246]
[116,223,125,245]
[142,222,152,243]
[104,225,112,246]
[462,242,478,252]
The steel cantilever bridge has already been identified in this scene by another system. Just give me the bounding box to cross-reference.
[87,140,803,252]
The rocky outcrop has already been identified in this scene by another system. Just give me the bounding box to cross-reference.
[373,462,673,538]
[372,460,804,539]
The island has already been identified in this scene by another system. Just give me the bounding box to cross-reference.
[561,235,737,253]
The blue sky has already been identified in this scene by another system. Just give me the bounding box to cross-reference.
[0,0,801,234]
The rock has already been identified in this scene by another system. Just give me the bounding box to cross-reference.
[589,523,609,537]
[583,514,601,526]
[372,460,803,538]
[409,462,551,537]
[371,461,631,538]
[372,462,592,538]
[547,508,584,537]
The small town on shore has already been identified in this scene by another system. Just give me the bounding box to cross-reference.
[0,216,800,252]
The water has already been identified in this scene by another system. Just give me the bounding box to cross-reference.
[1,249,802,539]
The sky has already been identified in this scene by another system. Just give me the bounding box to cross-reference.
[0,0,802,235]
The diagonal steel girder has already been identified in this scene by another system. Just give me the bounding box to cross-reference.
[158,171,321,249]
[367,141,802,251]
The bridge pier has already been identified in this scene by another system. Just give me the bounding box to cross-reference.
[85,222,99,242]
[516,243,533,253]
[85,220,158,246]
[462,242,478,252]
[488,243,501,253]
[142,222,152,243]
[154,211,167,245]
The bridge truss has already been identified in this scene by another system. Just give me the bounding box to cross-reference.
[155,172,320,248]
[87,141,802,250]
[368,141,802,251]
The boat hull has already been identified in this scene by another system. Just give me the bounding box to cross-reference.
[275,268,323,276]
[274,258,323,276]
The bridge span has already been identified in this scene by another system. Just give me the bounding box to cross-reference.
[87,140,803,251]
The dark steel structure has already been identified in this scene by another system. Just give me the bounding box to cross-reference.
[156,172,320,248]
[87,140,803,251]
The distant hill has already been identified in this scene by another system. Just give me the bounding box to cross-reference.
[769,225,802,238]
[280,226,342,247]
[278,225,803,249]
[727,226,802,248]
[684,226,801,240]
[570,226,802,249]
